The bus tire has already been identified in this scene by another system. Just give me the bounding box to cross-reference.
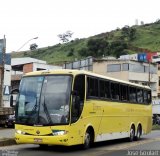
[39,144,48,149]
[83,128,93,149]
[129,125,135,142]
[135,125,142,141]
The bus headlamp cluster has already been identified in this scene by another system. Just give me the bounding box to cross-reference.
[16,130,26,135]
[52,130,67,136]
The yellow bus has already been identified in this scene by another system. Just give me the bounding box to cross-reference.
[13,69,152,149]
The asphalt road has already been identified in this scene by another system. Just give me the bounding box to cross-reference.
[0,128,15,139]
[0,130,160,156]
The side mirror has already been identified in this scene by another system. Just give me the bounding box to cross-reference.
[71,90,78,96]
[10,89,19,94]
[10,88,19,107]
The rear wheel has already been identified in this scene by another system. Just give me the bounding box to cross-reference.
[135,125,142,141]
[129,125,135,142]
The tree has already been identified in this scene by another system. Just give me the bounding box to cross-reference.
[57,31,73,43]
[79,47,88,56]
[129,28,136,40]
[87,38,109,57]
[78,38,110,57]
[110,41,128,58]
[121,26,136,41]
[67,48,74,56]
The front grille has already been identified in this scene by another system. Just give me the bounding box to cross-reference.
[25,132,53,136]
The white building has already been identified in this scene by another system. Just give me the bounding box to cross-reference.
[3,64,11,107]
[119,54,138,61]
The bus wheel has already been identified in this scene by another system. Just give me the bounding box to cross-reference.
[83,130,92,149]
[129,125,135,142]
[135,125,142,141]
[39,144,48,149]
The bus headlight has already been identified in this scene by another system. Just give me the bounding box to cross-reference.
[52,130,67,136]
[16,130,26,135]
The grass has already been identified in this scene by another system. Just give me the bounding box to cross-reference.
[11,38,88,65]
[152,124,160,130]
[131,24,160,51]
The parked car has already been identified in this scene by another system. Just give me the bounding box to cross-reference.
[153,114,160,125]
[5,115,15,128]
[156,117,160,125]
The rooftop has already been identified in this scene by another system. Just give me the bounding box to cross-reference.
[11,57,46,66]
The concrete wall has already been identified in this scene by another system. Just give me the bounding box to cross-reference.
[33,62,62,71]
[93,61,129,81]
[152,104,160,114]
[11,57,46,66]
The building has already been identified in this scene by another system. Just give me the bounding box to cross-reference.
[1,64,11,107]
[119,54,138,61]
[0,54,11,107]
[152,52,160,94]
[11,57,62,90]
[63,57,158,99]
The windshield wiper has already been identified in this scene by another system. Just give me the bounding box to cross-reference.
[25,97,38,124]
[42,97,53,125]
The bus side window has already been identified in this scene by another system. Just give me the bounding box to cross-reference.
[111,82,120,100]
[99,80,105,98]
[105,81,111,99]
[137,88,144,103]
[129,87,137,103]
[120,85,128,101]
[148,90,152,104]
[144,90,151,105]
[144,90,148,104]
[71,74,85,123]
[87,77,98,98]
[73,75,85,102]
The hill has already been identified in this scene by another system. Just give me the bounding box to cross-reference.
[11,20,160,65]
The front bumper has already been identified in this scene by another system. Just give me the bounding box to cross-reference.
[15,133,69,146]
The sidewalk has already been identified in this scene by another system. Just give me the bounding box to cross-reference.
[0,128,16,147]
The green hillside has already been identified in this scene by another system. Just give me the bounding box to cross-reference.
[11,38,88,65]
[11,20,160,65]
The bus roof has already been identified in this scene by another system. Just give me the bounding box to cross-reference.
[24,69,151,90]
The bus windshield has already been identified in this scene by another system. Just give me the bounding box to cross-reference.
[16,75,72,126]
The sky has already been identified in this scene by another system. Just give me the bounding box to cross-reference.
[0,0,160,52]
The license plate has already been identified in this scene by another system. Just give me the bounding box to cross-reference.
[34,138,43,143]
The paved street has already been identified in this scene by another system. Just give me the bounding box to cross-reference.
[0,130,160,156]
[0,128,14,139]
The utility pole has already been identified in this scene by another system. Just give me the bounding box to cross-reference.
[148,61,151,87]
[0,35,6,107]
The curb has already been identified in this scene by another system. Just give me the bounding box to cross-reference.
[0,138,16,147]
